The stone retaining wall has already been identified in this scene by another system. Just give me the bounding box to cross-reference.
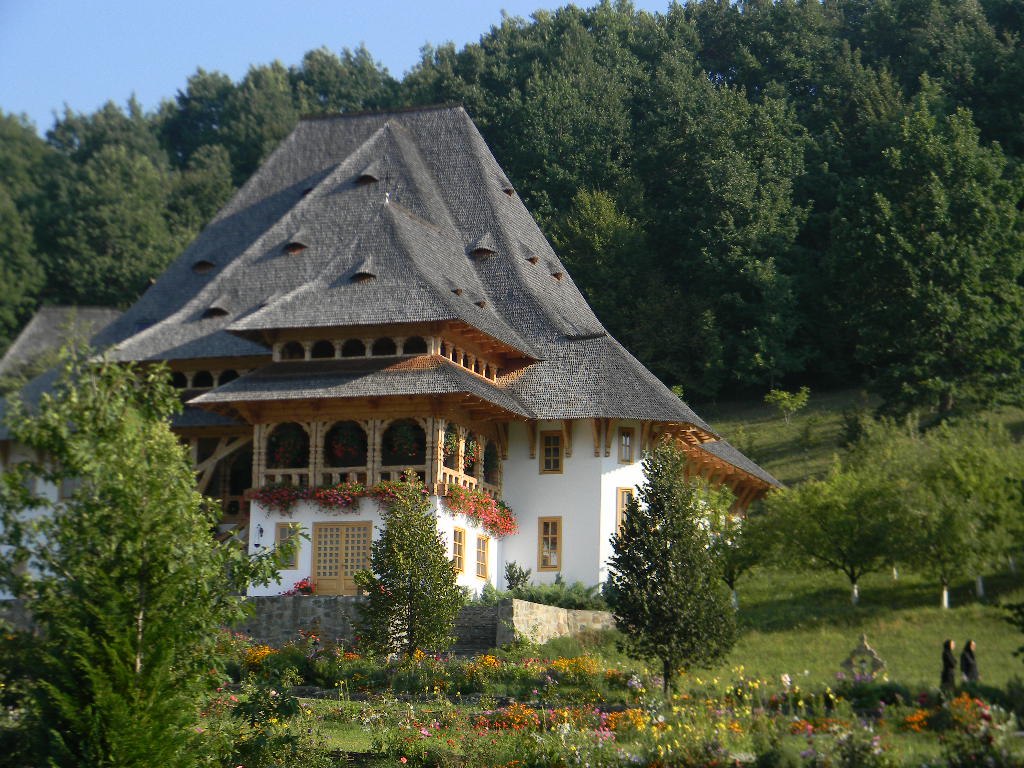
[496,598,616,646]
[1,596,615,652]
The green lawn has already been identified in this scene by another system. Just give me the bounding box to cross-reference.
[721,566,1024,692]
[547,565,1024,694]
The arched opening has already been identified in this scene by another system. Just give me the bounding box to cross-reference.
[170,371,188,389]
[283,241,307,255]
[310,340,335,359]
[192,260,215,274]
[202,307,228,319]
[280,341,305,360]
[442,424,460,470]
[381,419,425,466]
[266,423,309,469]
[402,336,427,355]
[371,337,397,356]
[463,434,481,475]
[218,369,239,385]
[351,272,376,283]
[192,370,214,388]
[341,338,366,357]
[323,421,367,467]
[484,441,500,485]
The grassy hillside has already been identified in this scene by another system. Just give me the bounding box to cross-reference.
[695,388,1024,486]
[723,566,1024,692]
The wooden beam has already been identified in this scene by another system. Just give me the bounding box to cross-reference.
[604,418,617,457]
[195,435,252,493]
[527,422,537,459]
[562,420,573,458]
[591,419,601,457]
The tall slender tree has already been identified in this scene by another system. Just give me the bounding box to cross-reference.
[606,441,737,691]
[354,475,465,658]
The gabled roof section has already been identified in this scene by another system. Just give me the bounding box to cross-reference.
[0,306,122,377]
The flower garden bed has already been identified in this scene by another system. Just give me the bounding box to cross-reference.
[202,629,1024,767]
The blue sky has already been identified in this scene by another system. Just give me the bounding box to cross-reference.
[0,0,671,135]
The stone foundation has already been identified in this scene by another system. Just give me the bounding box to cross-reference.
[496,598,616,646]
[1,596,615,653]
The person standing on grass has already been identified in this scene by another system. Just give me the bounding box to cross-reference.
[941,639,957,690]
[960,639,979,683]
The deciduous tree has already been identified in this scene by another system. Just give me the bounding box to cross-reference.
[0,345,285,767]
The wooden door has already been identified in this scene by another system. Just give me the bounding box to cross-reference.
[312,522,372,595]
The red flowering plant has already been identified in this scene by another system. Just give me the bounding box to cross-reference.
[254,478,429,514]
[253,483,305,513]
[325,422,366,466]
[281,577,315,596]
[308,481,366,510]
[463,439,482,472]
[442,484,518,537]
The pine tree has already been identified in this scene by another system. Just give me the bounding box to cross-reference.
[606,442,737,692]
[354,475,465,658]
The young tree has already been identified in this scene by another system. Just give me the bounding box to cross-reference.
[763,461,900,605]
[354,474,465,658]
[606,442,737,692]
[0,346,284,768]
[764,386,810,425]
[707,501,767,610]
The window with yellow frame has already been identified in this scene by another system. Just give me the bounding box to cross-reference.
[476,535,489,579]
[275,522,302,569]
[615,488,634,534]
[538,516,562,571]
[540,431,563,474]
[618,427,635,463]
[452,527,466,573]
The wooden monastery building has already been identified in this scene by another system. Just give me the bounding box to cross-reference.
[2,105,779,596]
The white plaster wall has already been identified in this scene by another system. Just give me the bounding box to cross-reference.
[596,425,647,584]
[248,496,500,596]
[0,442,56,598]
[435,507,500,594]
[500,420,605,587]
[247,496,388,596]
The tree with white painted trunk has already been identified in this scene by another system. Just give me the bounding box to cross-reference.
[707,497,767,611]
[898,421,1024,609]
[763,461,899,606]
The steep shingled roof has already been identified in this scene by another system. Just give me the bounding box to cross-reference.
[0,306,122,377]
[7,105,777,487]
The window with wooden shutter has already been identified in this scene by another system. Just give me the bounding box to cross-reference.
[452,528,465,573]
[538,517,562,571]
[476,536,489,579]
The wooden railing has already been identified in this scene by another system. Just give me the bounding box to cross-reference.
[263,469,311,486]
[318,467,368,485]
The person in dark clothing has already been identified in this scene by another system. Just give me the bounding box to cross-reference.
[941,639,957,690]
[960,639,979,683]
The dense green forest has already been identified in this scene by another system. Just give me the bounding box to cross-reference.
[2,0,1023,416]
